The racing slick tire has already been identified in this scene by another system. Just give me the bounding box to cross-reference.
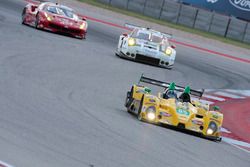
[115,52,120,57]
[125,87,134,113]
[78,33,86,40]
[21,8,26,24]
[125,87,133,107]
[215,137,222,142]
[115,50,123,58]
[35,13,41,29]
[137,95,144,121]
[167,66,173,70]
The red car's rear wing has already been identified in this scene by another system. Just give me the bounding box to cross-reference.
[138,74,204,98]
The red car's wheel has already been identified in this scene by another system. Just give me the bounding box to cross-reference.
[35,13,40,29]
[21,8,26,24]
[79,33,86,40]
[83,33,86,39]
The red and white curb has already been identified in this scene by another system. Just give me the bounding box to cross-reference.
[223,137,250,153]
[221,127,250,153]
[193,89,250,105]
[197,90,250,153]
[0,160,14,167]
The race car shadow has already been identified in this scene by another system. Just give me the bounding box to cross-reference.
[120,107,221,142]
[115,52,173,70]
[160,123,220,142]
[126,111,219,142]
[22,23,84,40]
[40,28,84,40]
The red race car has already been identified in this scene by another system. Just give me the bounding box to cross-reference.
[22,2,88,39]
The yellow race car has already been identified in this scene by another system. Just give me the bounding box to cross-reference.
[125,75,223,141]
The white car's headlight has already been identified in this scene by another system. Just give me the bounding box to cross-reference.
[128,38,136,46]
[165,47,172,55]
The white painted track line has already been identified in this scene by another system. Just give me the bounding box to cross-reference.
[0,160,14,167]
[223,137,250,154]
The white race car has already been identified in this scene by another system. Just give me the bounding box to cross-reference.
[116,24,176,69]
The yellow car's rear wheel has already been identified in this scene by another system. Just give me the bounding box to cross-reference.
[137,95,144,121]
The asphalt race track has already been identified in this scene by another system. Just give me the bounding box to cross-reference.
[0,0,250,167]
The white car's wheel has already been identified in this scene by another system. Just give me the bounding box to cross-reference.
[115,51,121,57]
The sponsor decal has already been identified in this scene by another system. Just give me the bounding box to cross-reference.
[192,119,204,125]
[160,112,172,117]
[210,111,220,119]
[177,108,190,116]
[136,88,151,94]
[144,49,157,56]
[190,126,200,131]
[136,90,144,93]
[149,99,156,103]
[159,119,170,124]
[210,118,220,123]
[229,0,250,11]
[145,102,156,105]
[212,114,219,119]
[207,0,219,3]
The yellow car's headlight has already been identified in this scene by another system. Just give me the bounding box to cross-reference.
[146,106,156,121]
[207,122,217,135]
[80,22,86,29]
[147,112,156,120]
[128,38,136,46]
[207,128,214,135]
[165,48,172,55]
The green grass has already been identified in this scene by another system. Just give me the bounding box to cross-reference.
[79,0,250,50]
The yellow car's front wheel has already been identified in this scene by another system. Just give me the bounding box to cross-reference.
[125,87,134,113]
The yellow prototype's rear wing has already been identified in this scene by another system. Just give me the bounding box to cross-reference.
[139,74,204,98]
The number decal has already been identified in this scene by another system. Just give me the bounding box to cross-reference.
[177,108,190,116]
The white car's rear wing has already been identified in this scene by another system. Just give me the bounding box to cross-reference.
[124,23,172,39]
[162,33,172,39]
[124,23,141,30]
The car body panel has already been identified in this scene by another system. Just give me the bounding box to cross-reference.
[22,2,88,39]
[116,26,176,68]
[125,75,223,141]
